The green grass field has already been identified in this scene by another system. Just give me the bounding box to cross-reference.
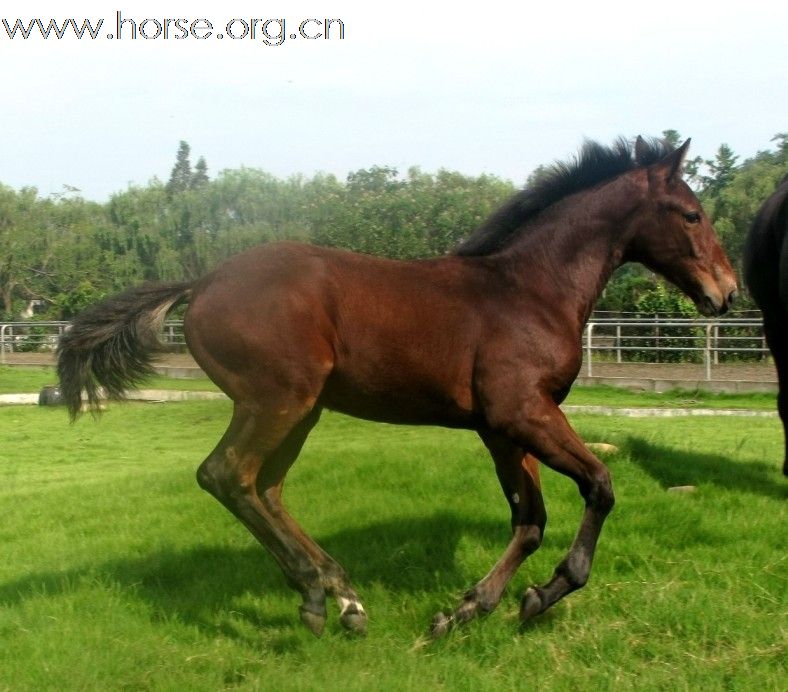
[566,384,779,411]
[1,394,785,691]
[0,365,220,394]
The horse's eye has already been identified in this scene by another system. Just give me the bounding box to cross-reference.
[684,211,701,224]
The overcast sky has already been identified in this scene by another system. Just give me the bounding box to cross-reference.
[2,0,785,200]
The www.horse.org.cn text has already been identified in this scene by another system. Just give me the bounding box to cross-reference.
[1,13,346,46]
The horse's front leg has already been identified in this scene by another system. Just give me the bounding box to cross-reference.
[503,397,615,623]
[431,433,546,637]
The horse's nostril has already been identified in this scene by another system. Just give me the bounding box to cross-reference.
[728,289,738,306]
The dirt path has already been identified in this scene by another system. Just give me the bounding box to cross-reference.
[580,361,777,383]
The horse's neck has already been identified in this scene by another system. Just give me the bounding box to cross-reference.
[498,180,640,327]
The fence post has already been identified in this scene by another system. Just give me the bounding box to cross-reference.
[654,315,660,364]
[616,324,622,363]
[705,323,712,380]
[0,324,6,364]
[586,323,594,377]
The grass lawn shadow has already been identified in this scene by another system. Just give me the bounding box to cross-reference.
[0,512,504,639]
[625,437,787,500]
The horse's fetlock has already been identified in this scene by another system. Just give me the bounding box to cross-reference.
[462,587,479,602]
[556,557,589,590]
[584,468,614,513]
[293,560,323,591]
[461,587,496,615]
[320,564,350,592]
[196,460,222,494]
[475,595,497,614]
[520,524,543,554]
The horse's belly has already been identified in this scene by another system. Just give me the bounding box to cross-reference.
[318,368,476,428]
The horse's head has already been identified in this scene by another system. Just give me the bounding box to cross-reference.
[627,138,738,316]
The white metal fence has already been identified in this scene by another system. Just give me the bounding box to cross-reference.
[0,318,772,380]
[583,317,768,379]
[0,321,68,359]
[0,321,186,364]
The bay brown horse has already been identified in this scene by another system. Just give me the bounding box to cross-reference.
[744,175,788,476]
[57,137,737,637]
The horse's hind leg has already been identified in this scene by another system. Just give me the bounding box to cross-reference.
[432,434,546,637]
[197,401,342,636]
[255,410,368,634]
[763,316,788,476]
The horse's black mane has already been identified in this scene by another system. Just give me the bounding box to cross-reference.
[454,136,675,256]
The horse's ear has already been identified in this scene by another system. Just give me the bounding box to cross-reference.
[655,138,691,182]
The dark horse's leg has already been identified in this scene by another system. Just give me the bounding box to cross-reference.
[196,399,365,636]
[432,434,546,636]
[763,317,788,476]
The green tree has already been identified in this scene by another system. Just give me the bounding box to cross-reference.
[3,132,786,321]
[661,129,682,148]
[0,185,42,316]
[346,166,402,193]
[770,133,788,159]
[55,279,105,319]
[635,281,696,316]
[166,141,193,197]
[597,266,655,314]
[310,167,512,259]
[108,182,180,281]
[192,156,209,188]
[703,144,739,195]
[702,138,788,290]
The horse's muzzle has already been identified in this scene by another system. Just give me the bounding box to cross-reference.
[699,287,737,317]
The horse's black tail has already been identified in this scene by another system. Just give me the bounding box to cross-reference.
[57,282,193,420]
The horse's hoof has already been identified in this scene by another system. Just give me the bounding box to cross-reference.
[519,587,543,623]
[430,612,453,639]
[340,608,368,635]
[299,604,327,637]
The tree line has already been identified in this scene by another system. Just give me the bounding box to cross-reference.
[1,134,786,320]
